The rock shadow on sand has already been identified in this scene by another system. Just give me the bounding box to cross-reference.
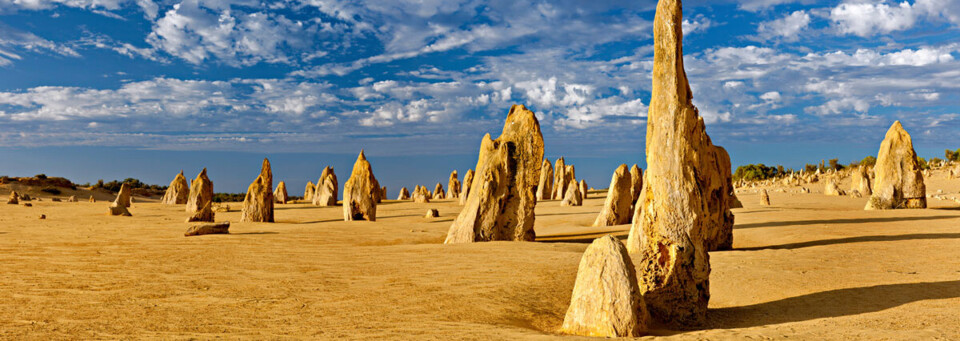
[537,231,629,244]
[735,233,960,251]
[736,215,958,229]
[709,280,960,329]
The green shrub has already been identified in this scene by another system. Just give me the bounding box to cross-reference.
[40,187,61,195]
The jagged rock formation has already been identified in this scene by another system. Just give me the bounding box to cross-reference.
[343,151,379,221]
[579,179,588,200]
[7,191,19,205]
[397,187,411,200]
[186,168,213,213]
[88,196,96,203]
[851,165,872,196]
[433,183,445,200]
[553,157,568,200]
[67,196,77,202]
[240,158,274,223]
[624,0,734,327]
[460,169,475,205]
[115,183,132,208]
[108,184,132,216]
[537,158,554,200]
[447,170,461,199]
[161,171,190,205]
[824,181,845,196]
[561,178,583,207]
[313,166,338,207]
[424,209,439,218]
[444,104,544,243]
[760,189,771,206]
[303,181,315,202]
[187,201,215,222]
[413,185,430,203]
[865,121,926,210]
[184,222,230,236]
[560,235,649,337]
[274,181,288,204]
[381,186,387,201]
[630,165,643,210]
[593,165,633,226]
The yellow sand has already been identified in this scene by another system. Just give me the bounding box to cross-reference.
[0,174,958,340]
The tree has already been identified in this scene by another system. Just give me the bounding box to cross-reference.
[828,158,842,170]
[946,149,960,162]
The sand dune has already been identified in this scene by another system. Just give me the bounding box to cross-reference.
[0,179,958,339]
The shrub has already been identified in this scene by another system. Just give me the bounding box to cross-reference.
[860,156,877,167]
[733,164,779,182]
[212,193,246,203]
[40,187,61,195]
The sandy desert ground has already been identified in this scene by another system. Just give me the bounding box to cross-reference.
[1,172,958,340]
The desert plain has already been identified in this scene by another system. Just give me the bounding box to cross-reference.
[0,171,957,340]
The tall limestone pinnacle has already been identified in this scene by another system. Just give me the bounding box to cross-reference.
[624,0,734,328]
[343,150,379,221]
[865,121,926,210]
[444,104,544,243]
[161,170,189,205]
[240,158,274,222]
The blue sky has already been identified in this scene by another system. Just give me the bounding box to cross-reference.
[0,0,958,193]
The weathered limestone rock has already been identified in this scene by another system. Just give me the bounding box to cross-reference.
[866,121,926,210]
[19,193,30,201]
[624,0,735,327]
[460,169,475,205]
[560,235,649,337]
[115,183,132,208]
[561,178,583,207]
[313,166,338,206]
[537,158,554,200]
[381,186,387,201]
[161,170,190,205]
[760,189,771,205]
[108,184,132,216]
[413,185,430,203]
[433,183,445,200]
[447,170,461,199]
[824,181,845,196]
[444,104,544,243]
[851,166,872,196]
[7,191,19,204]
[343,151,379,221]
[186,168,213,213]
[397,187,411,200]
[88,195,96,203]
[240,158,274,223]
[630,164,643,208]
[553,157,568,200]
[184,222,230,236]
[593,165,633,226]
[579,179,588,200]
[424,209,439,218]
[68,196,77,202]
[186,200,215,222]
[274,181,288,204]
[303,181,315,202]
[22,203,32,207]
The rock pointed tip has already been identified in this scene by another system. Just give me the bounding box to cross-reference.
[358,150,366,160]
